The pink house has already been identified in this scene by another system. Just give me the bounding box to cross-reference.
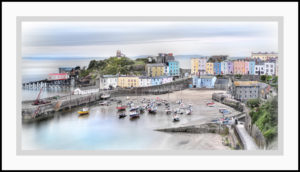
[233,60,245,75]
[244,61,249,75]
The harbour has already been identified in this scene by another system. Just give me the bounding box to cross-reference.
[22,89,240,150]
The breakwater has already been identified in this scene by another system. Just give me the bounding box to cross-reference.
[155,123,227,134]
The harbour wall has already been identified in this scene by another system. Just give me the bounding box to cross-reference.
[212,93,267,149]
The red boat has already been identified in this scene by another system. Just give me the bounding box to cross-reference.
[116,105,127,111]
[206,102,215,107]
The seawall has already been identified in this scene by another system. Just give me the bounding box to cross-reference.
[212,93,267,149]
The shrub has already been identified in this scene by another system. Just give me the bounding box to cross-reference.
[247,98,260,108]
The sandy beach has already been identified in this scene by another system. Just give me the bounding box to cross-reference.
[116,89,239,150]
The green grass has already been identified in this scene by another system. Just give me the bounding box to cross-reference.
[249,96,278,143]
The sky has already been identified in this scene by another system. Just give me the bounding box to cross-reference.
[22,21,278,59]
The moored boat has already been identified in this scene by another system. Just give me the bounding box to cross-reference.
[129,111,140,119]
[148,106,157,114]
[78,107,89,115]
[186,109,192,115]
[173,114,180,122]
[165,109,172,114]
[116,104,127,111]
[119,113,127,118]
[101,94,110,99]
[99,101,110,106]
[207,102,215,107]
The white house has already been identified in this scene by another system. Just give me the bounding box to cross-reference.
[255,64,265,75]
[198,57,207,75]
[264,62,276,76]
[162,76,173,84]
[139,76,152,87]
[221,61,228,75]
[99,75,118,89]
[73,88,99,95]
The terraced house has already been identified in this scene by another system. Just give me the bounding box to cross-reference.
[145,63,166,77]
[249,61,256,75]
[117,76,140,88]
[213,62,221,75]
[227,61,234,74]
[205,62,214,75]
[168,61,180,76]
[191,58,199,75]
[233,60,245,75]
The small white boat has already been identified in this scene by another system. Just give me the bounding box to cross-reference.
[101,94,110,99]
[186,109,192,115]
[78,107,89,115]
[99,101,110,106]
[173,115,180,122]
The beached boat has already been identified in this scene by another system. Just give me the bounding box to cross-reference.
[173,115,180,122]
[165,109,172,114]
[186,109,192,115]
[116,104,127,111]
[138,106,145,113]
[148,106,157,114]
[130,107,139,111]
[78,107,89,115]
[178,108,185,114]
[99,101,110,106]
[207,102,215,107]
[176,99,182,104]
[219,108,231,115]
[119,113,126,118]
[129,111,140,119]
[101,94,110,99]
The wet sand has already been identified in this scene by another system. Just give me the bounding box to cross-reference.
[114,89,238,150]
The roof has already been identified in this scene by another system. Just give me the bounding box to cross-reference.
[167,60,179,63]
[139,76,152,79]
[48,73,68,75]
[252,52,278,55]
[199,75,216,79]
[234,81,258,86]
[146,63,166,67]
[102,75,118,78]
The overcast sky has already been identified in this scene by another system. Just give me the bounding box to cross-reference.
[22,21,278,58]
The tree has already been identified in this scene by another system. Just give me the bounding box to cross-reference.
[260,75,267,82]
[88,60,97,70]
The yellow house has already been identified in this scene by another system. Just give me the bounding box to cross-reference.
[145,63,165,77]
[191,58,199,75]
[205,62,214,75]
[117,76,140,88]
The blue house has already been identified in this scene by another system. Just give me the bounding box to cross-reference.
[168,61,180,76]
[213,62,221,75]
[249,61,256,75]
[193,76,217,88]
[151,77,162,86]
